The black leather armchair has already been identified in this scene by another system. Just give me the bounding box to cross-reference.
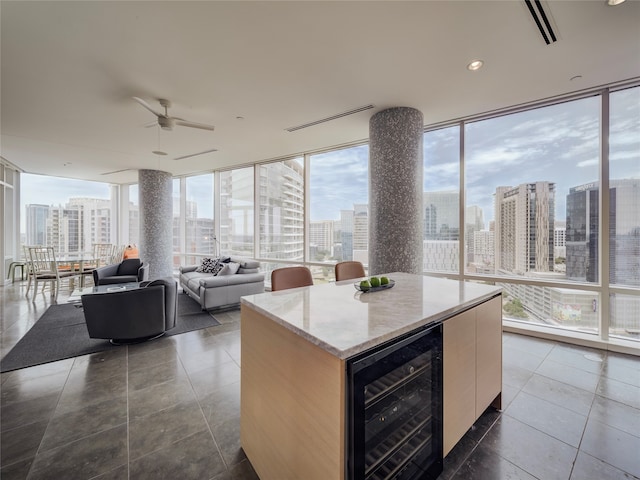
[81,278,177,344]
[93,258,149,285]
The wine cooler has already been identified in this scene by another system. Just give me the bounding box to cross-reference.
[347,324,443,480]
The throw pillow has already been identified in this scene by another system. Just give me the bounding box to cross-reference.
[196,257,220,274]
[216,261,240,276]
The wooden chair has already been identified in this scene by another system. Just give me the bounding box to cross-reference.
[271,266,313,292]
[94,243,115,268]
[335,261,366,282]
[26,246,78,298]
[111,244,127,264]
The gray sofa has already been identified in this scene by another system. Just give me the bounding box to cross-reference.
[179,257,264,310]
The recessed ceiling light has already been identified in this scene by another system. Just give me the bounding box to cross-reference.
[467,60,484,71]
[607,0,626,5]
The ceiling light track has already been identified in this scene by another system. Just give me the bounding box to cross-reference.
[285,104,375,132]
[524,0,557,45]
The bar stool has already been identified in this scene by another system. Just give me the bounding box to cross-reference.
[7,261,27,283]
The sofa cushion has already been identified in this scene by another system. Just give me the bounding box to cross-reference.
[117,258,142,275]
[98,275,140,285]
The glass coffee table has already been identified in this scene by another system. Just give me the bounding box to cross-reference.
[68,282,141,303]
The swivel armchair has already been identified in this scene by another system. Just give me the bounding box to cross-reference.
[93,258,149,286]
[81,277,177,344]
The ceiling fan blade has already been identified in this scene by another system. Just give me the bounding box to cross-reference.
[174,148,218,160]
[143,121,158,128]
[132,96,163,117]
[174,119,215,131]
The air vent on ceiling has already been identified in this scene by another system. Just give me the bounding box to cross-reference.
[285,104,375,132]
[524,0,557,45]
[174,148,218,161]
[100,168,135,176]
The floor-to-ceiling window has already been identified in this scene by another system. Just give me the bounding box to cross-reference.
[257,158,305,281]
[1,162,19,283]
[20,173,114,255]
[423,126,460,274]
[464,95,602,335]
[127,184,140,246]
[308,144,368,282]
[219,167,254,257]
[184,174,215,266]
[608,86,640,341]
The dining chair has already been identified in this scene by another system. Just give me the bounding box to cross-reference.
[26,246,78,298]
[94,243,115,268]
[271,266,314,292]
[334,261,366,282]
[111,244,126,264]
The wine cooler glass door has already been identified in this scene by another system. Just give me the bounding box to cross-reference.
[348,324,443,480]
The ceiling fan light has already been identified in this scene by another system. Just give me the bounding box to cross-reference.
[158,117,175,130]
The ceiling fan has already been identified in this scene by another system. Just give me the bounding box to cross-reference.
[133,97,215,131]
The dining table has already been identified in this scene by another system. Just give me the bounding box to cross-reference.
[55,252,98,288]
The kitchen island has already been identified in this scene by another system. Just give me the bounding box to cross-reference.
[240,272,502,480]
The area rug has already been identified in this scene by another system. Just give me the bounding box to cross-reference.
[0,294,221,373]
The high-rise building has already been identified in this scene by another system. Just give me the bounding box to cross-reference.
[566,179,640,286]
[554,221,566,264]
[26,198,112,253]
[309,220,334,254]
[566,182,598,282]
[472,230,495,268]
[48,205,82,253]
[67,197,112,249]
[494,182,555,275]
[25,204,49,245]
[257,160,304,261]
[466,205,484,262]
[353,204,368,264]
[340,209,354,261]
[424,191,459,240]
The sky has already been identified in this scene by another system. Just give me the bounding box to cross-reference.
[20,87,639,230]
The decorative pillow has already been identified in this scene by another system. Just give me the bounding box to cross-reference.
[216,261,240,276]
[196,257,223,274]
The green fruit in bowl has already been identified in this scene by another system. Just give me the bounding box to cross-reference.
[359,280,371,290]
[370,277,381,287]
[380,276,389,285]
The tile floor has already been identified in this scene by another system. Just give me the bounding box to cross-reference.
[1,280,639,480]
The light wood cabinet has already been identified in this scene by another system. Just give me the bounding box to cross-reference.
[241,292,502,477]
[240,305,346,480]
[443,295,502,456]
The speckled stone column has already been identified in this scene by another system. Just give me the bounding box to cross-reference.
[369,107,424,275]
[139,169,173,279]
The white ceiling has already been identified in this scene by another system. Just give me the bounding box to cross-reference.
[2,1,639,185]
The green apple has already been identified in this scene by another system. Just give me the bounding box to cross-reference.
[370,277,380,287]
[380,276,389,285]
[359,280,371,290]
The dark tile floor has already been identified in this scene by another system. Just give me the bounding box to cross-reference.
[1,280,639,480]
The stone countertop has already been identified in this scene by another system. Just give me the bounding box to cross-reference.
[241,272,502,360]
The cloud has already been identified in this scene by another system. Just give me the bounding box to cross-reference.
[576,158,598,167]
